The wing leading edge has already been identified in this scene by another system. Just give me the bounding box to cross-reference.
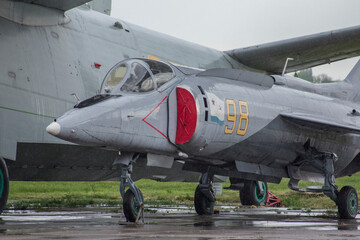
[226,25,360,74]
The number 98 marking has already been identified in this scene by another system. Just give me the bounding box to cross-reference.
[224,99,249,136]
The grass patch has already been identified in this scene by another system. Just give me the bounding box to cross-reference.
[6,172,360,210]
[6,198,122,210]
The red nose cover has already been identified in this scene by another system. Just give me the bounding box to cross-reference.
[176,87,197,144]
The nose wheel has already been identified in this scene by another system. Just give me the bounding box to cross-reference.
[0,157,9,215]
[123,189,144,223]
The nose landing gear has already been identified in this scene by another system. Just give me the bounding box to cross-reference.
[120,164,144,223]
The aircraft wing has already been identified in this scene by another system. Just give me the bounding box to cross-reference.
[226,25,360,74]
[280,112,360,134]
[8,0,92,11]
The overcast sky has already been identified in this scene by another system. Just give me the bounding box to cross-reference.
[111,0,360,80]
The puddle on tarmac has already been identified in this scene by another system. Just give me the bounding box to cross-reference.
[0,210,113,222]
[145,205,360,231]
[0,206,359,234]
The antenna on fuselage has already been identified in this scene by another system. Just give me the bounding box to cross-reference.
[71,93,80,103]
[282,57,294,76]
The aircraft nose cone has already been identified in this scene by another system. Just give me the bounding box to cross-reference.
[46,121,61,136]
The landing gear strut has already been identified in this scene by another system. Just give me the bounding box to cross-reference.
[290,142,358,219]
[0,157,9,215]
[120,164,144,223]
[194,172,216,215]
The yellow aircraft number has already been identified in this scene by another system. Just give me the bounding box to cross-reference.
[224,99,249,136]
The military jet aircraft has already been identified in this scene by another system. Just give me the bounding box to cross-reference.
[46,56,360,221]
[1,0,360,220]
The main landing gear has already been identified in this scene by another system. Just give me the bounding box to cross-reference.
[193,172,270,215]
[0,157,9,215]
[194,172,216,215]
[193,172,269,215]
[290,143,358,219]
[240,180,268,206]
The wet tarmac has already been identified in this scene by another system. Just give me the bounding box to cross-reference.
[0,206,360,239]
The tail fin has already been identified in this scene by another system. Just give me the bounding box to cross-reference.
[344,60,360,87]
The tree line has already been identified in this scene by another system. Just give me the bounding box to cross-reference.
[294,69,341,83]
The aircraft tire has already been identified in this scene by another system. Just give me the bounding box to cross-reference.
[123,189,143,222]
[0,157,9,215]
[338,186,358,219]
[194,185,214,215]
[240,180,268,206]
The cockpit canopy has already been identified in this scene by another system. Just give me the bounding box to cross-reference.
[100,59,175,95]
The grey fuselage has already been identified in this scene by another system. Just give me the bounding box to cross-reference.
[51,58,360,183]
[0,6,242,161]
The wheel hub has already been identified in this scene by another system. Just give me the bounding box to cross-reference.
[255,182,266,203]
[133,197,140,216]
[348,192,358,215]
